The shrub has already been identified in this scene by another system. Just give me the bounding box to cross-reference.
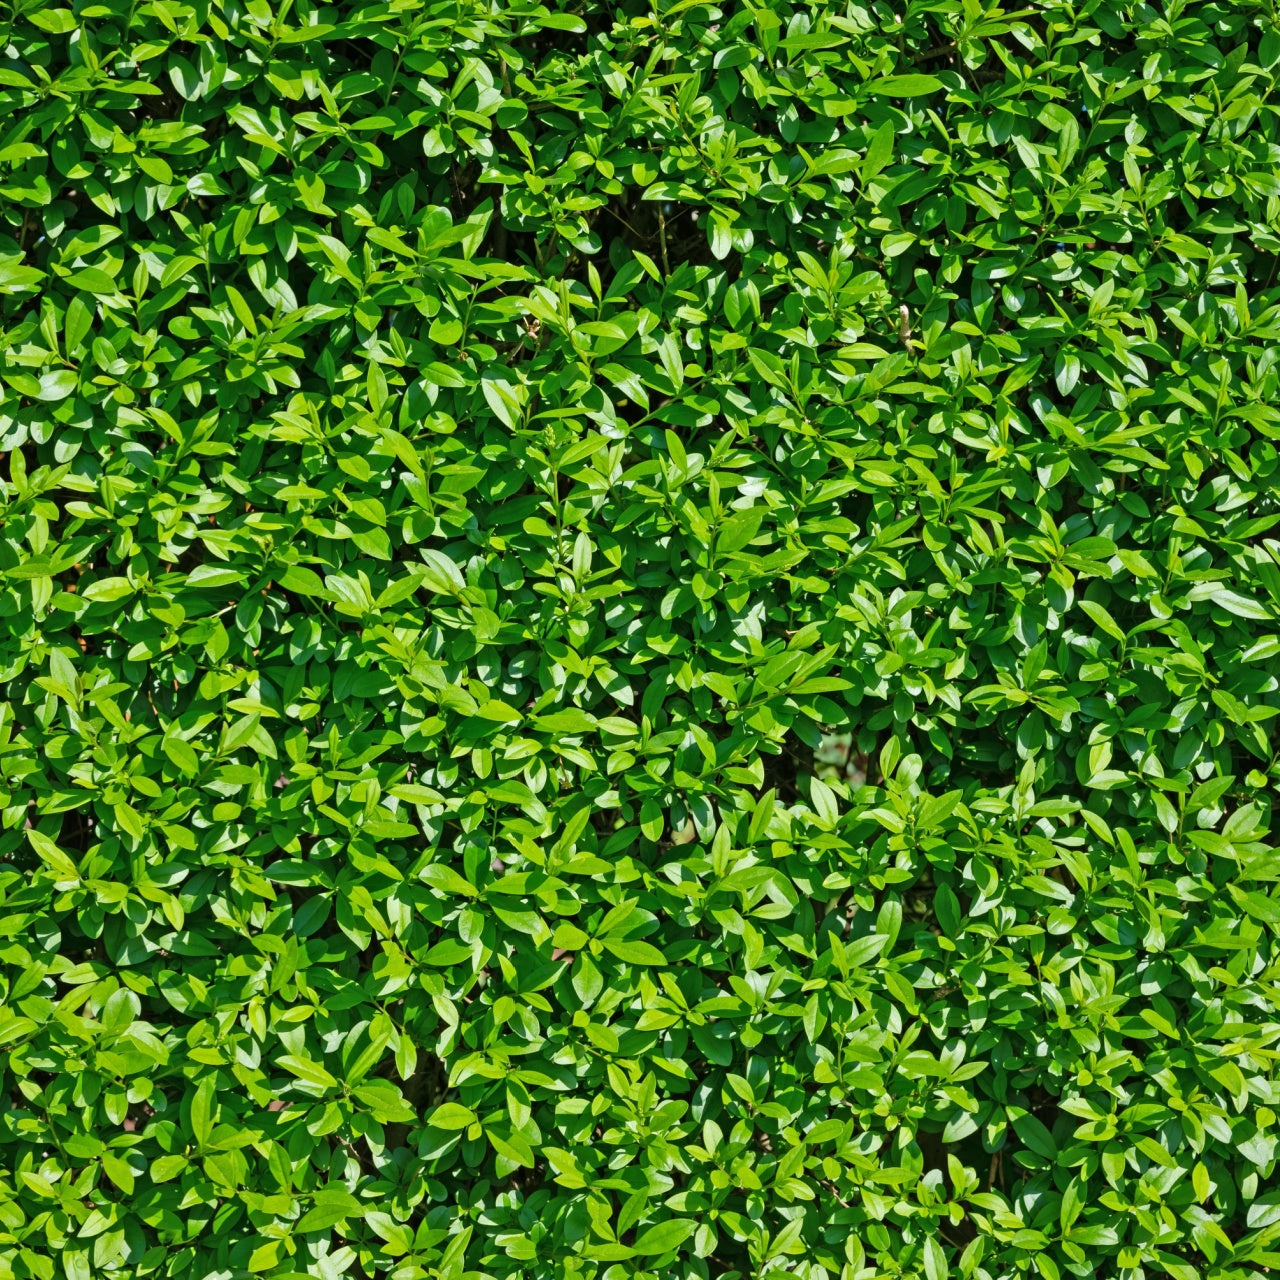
[3,0,1280,1278]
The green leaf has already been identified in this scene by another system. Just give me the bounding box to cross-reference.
[863,119,896,178]
[352,1080,416,1122]
[34,370,77,402]
[1011,1111,1058,1160]
[100,988,137,1036]
[429,1102,476,1130]
[867,75,944,96]
[807,776,839,828]
[1188,583,1273,620]
[190,1077,216,1148]
[27,830,79,880]
[277,565,329,596]
[297,1186,362,1232]
[162,735,201,776]
[934,882,962,936]
[278,1055,338,1090]
[29,8,78,32]
[486,1125,535,1167]
[923,1237,949,1280]
[417,549,467,595]
[100,1151,135,1195]
[602,938,667,966]
[632,1219,695,1255]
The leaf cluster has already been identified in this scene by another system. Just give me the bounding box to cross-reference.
[2,0,1280,1278]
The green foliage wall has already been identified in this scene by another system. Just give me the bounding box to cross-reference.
[3,0,1280,1277]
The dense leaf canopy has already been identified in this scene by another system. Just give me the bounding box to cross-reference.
[2,0,1280,1278]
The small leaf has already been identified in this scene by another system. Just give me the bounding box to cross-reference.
[278,1055,338,1090]
[190,1077,216,1147]
[602,938,667,966]
[28,830,80,880]
[632,1219,695,1255]
[429,1103,477,1130]
[867,74,944,96]
[862,119,896,178]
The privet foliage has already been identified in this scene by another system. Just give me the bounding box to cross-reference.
[2,0,1280,1276]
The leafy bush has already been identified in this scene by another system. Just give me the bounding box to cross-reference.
[4,0,1280,1277]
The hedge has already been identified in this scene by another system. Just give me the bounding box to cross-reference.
[2,0,1280,1278]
